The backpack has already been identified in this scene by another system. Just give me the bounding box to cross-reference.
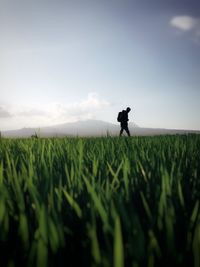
[117,111,123,122]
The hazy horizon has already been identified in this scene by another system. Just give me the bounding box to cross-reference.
[1,0,200,131]
[2,118,200,133]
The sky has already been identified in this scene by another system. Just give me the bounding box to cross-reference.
[0,0,200,131]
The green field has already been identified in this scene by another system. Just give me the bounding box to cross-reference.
[0,135,200,267]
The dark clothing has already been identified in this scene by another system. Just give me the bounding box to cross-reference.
[120,110,129,122]
[119,110,130,136]
[121,121,128,128]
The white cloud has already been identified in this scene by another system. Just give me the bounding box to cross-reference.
[78,92,109,110]
[42,93,110,120]
[170,15,200,44]
[0,93,110,130]
[170,16,198,31]
[0,107,12,118]
[18,109,48,117]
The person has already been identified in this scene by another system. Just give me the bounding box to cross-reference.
[118,107,131,136]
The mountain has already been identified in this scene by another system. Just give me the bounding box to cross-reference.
[2,120,118,137]
[1,120,200,137]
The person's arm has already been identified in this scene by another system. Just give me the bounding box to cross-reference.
[126,112,129,121]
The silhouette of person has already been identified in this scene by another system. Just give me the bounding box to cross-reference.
[119,107,131,136]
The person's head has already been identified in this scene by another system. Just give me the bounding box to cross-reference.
[126,107,131,113]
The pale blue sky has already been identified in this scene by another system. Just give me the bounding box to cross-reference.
[0,0,200,130]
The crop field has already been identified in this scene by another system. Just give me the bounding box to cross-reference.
[0,135,200,267]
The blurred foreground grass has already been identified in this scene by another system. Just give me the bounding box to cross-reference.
[0,135,200,267]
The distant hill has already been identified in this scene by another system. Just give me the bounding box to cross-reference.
[2,119,200,137]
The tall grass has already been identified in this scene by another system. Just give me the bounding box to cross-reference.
[0,135,199,266]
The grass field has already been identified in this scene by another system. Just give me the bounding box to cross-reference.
[0,135,200,267]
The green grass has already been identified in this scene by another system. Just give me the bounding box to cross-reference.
[0,135,200,267]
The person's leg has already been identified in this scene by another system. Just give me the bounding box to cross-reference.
[125,127,131,136]
[120,128,124,136]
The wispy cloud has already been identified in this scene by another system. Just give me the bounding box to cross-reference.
[0,107,12,118]
[39,93,110,122]
[170,16,198,31]
[18,109,48,117]
[0,93,110,129]
[170,15,200,44]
